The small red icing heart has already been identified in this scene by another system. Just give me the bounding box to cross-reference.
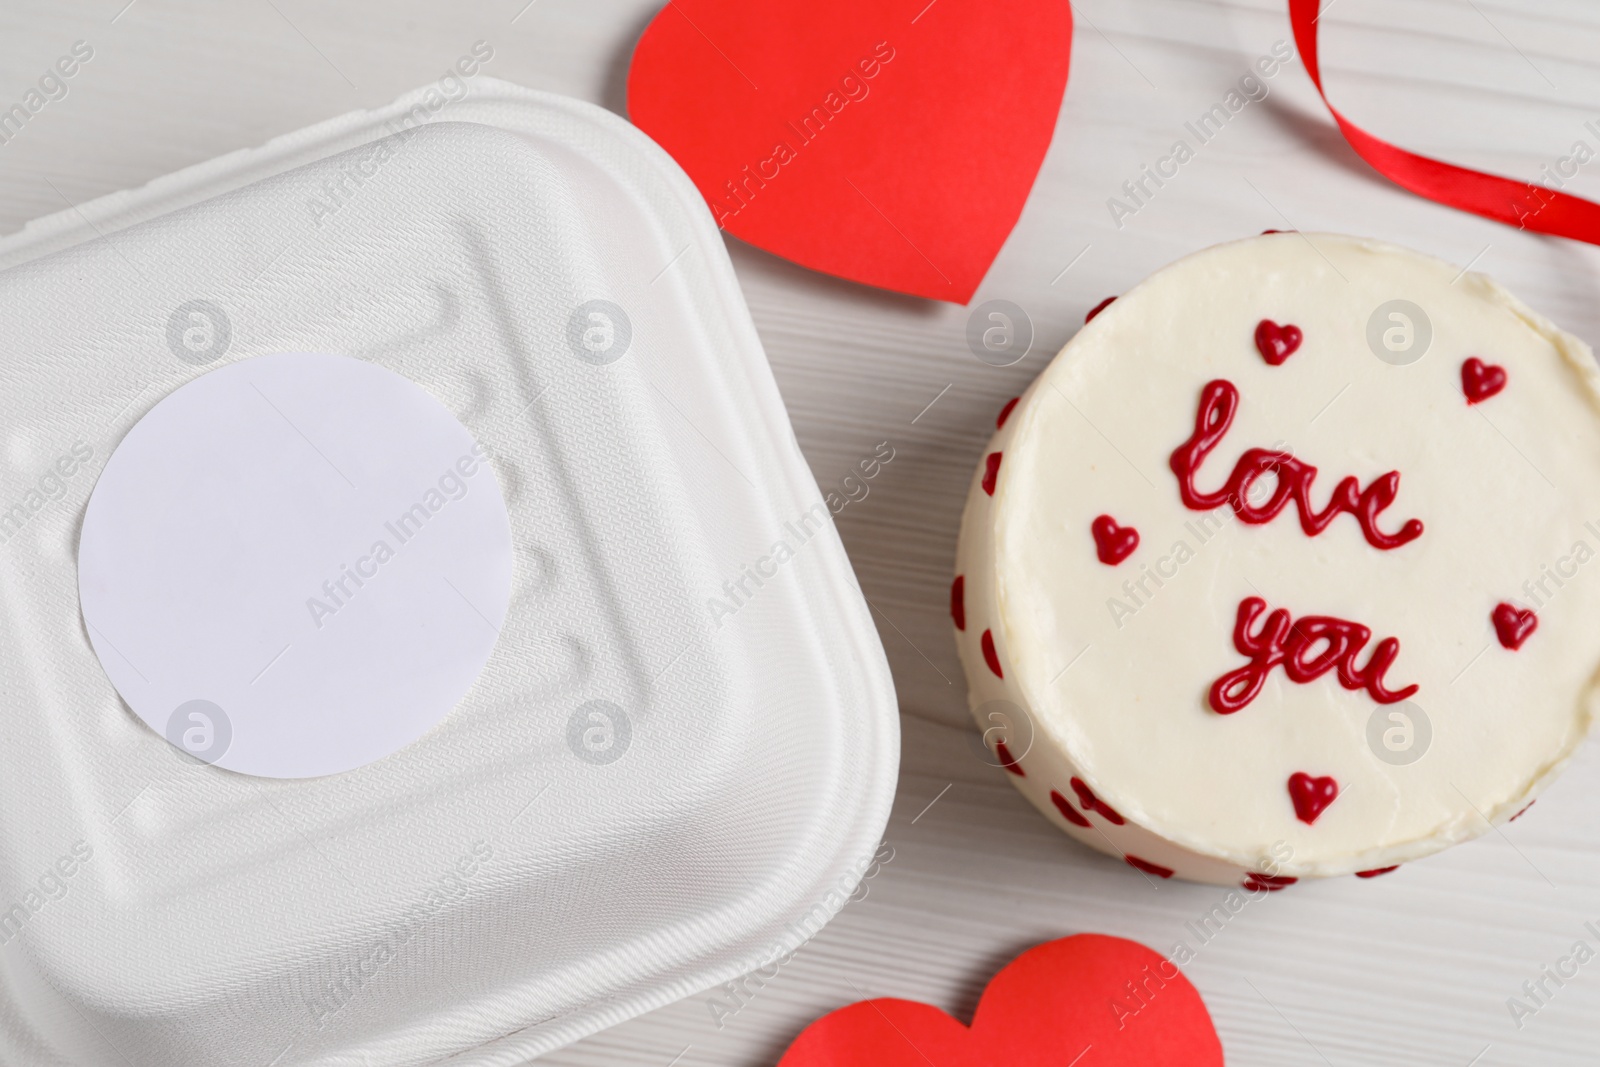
[1288,772,1338,824]
[1492,602,1537,650]
[1253,319,1303,365]
[996,396,1020,429]
[775,934,1224,1067]
[982,451,1002,495]
[1049,788,1090,827]
[1461,357,1507,404]
[1070,776,1124,825]
[1355,866,1399,878]
[1090,514,1139,566]
[950,575,965,631]
[980,628,1003,678]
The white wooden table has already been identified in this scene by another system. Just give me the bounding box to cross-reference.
[4,0,1600,1063]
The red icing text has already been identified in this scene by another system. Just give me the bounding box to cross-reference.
[1209,596,1418,714]
[1169,379,1423,550]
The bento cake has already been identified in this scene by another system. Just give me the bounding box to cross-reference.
[954,233,1600,885]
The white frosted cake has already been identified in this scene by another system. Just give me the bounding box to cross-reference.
[954,233,1600,886]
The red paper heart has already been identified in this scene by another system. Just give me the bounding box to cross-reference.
[776,935,1222,1067]
[1288,772,1338,824]
[627,0,1073,303]
[1461,357,1507,404]
[1253,319,1303,365]
[1091,514,1139,565]
[1492,602,1537,650]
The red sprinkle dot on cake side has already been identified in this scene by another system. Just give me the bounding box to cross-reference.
[981,629,1003,678]
[995,740,1024,777]
[1125,855,1175,878]
[982,451,1002,495]
[1050,789,1091,827]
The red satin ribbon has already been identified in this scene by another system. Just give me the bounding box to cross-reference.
[1290,0,1600,242]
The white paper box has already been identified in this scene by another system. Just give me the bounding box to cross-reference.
[0,78,898,1065]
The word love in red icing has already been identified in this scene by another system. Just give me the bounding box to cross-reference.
[1253,319,1302,365]
[1171,379,1424,550]
[1210,596,1418,714]
[1091,514,1139,565]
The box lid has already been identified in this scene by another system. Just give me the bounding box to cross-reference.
[0,79,898,1066]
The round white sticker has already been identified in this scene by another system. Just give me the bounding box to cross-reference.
[78,352,514,777]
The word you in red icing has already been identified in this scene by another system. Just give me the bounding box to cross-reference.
[1209,596,1418,714]
[1461,357,1507,404]
[1253,319,1302,365]
[1492,602,1537,650]
[1170,379,1423,550]
[1091,514,1140,565]
[1287,772,1339,825]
